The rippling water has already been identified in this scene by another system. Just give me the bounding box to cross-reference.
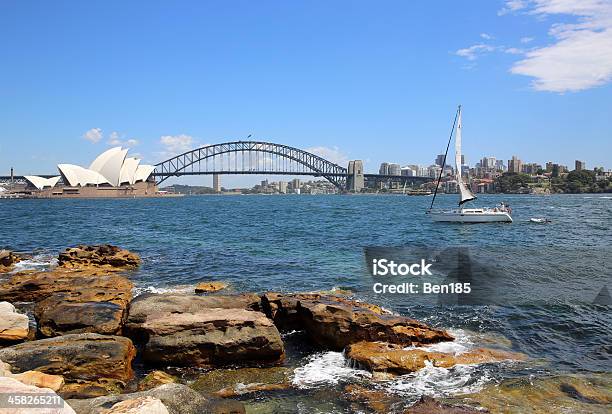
[1,194,611,411]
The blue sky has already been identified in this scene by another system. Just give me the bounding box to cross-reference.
[1,0,611,187]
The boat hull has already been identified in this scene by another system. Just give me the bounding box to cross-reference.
[429,209,512,223]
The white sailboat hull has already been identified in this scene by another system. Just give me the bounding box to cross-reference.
[429,208,512,223]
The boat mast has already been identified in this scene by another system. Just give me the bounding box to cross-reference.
[428,105,460,212]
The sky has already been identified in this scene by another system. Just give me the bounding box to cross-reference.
[0,0,611,187]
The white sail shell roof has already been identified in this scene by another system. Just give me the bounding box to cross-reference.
[134,165,155,183]
[24,176,60,190]
[119,157,141,185]
[88,147,128,186]
[89,147,122,173]
[57,164,111,187]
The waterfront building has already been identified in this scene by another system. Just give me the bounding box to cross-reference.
[575,160,586,171]
[401,167,415,176]
[508,155,523,173]
[522,163,542,175]
[379,162,389,175]
[546,161,553,172]
[428,165,442,178]
[278,181,287,193]
[388,163,401,176]
[23,147,157,197]
[435,154,445,167]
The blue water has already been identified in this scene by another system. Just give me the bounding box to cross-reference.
[1,194,611,379]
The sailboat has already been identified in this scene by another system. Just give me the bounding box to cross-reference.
[427,106,512,223]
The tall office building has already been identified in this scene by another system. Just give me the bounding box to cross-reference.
[388,163,401,176]
[495,159,506,171]
[508,156,523,173]
[546,162,553,172]
[379,162,389,175]
[575,160,586,171]
[435,154,446,167]
[278,181,287,193]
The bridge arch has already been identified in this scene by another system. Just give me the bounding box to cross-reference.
[153,141,348,189]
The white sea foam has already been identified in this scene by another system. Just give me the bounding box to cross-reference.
[404,329,472,355]
[292,351,370,388]
[132,285,194,297]
[388,361,491,397]
[11,254,57,273]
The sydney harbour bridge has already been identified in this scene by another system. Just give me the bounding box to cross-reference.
[2,141,431,192]
[152,141,430,191]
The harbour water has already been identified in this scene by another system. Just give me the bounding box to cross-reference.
[1,194,611,412]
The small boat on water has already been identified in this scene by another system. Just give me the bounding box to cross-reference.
[427,106,512,223]
[530,218,551,223]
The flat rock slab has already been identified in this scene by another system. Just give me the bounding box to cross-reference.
[0,376,76,414]
[346,341,527,377]
[125,294,283,367]
[0,270,132,337]
[0,301,29,342]
[67,383,245,414]
[58,245,140,270]
[262,293,453,350]
[0,333,136,398]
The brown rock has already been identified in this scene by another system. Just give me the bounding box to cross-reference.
[125,294,284,367]
[463,373,612,414]
[0,301,29,342]
[0,376,76,414]
[344,384,403,413]
[191,367,291,397]
[405,396,486,413]
[0,333,136,398]
[0,269,133,337]
[261,292,391,331]
[58,245,140,270]
[105,396,169,414]
[137,371,177,391]
[0,250,21,272]
[346,341,527,377]
[195,281,228,293]
[0,358,65,391]
[261,292,451,350]
[67,383,237,414]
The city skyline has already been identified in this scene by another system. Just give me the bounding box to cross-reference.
[1,1,611,188]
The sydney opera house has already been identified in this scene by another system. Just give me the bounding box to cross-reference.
[24,147,158,197]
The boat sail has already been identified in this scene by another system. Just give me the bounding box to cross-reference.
[454,108,477,206]
[428,106,512,223]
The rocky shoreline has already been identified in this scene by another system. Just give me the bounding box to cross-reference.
[0,245,609,413]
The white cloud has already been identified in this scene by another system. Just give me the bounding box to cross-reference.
[306,146,349,166]
[160,134,196,156]
[520,36,534,43]
[108,131,139,148]
[82,128,102,143]
[504,47,525,54]
[498,0,528,15]
[455,44,496,61]
[508,0,612,92]
[480,33,494,40]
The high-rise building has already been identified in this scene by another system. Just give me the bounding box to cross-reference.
[401,167,415,176]
[481,157,496,169]
[521,163,542,175]
[575,160,586,171]
[278,181,287,193]
[428,165,442,179]
[495,159,506,171]
[546,162,553,172]
[508,156,523,174]
[435,154,446,167]
[213,174,221,192]
[388,163,401,176]
[291,178,301,191]
[379,162,389,175]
